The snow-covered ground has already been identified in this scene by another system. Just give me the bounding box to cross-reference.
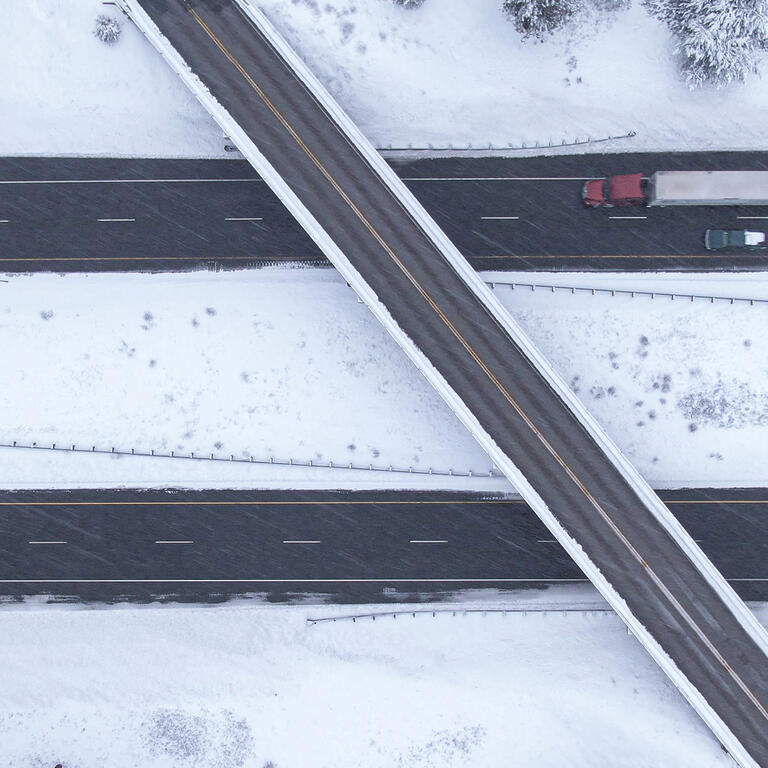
[2,267,768,489]
[493,271,768,486]
[2,0,768,157]
[0,268,498,490]
[0,590,759,768]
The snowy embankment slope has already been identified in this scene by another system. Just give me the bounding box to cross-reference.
[1,594,759,768]
[2,0,768,156]
[2,268,768,490]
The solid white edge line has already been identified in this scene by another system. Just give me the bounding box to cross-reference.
[608,216,647,220]
[736,216,768,220]
[225,216,263,220]
[0,176,592,185]
[282,540,321,544]
[401,177,592,181]
[409,540,448,544]
[122,3,763,763]
[154,540,194,544]
[481,216,519,220]
[0,578,763,583]
[0,578,587,583]
[28,541,67,545]
[97,218,136,222]
[0,178,260,184]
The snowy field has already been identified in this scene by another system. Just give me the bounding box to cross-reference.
[0,590,760,768]
[2,267,768,489]
[2,0,768,157]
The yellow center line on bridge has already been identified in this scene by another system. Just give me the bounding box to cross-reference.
[186,3,767,722]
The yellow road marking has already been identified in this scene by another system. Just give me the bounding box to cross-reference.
[667,499,768,504]
[484,253,733,259]
[0,499,515,506]
[0,256,296,262]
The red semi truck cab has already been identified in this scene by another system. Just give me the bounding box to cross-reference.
[581,173,645,207]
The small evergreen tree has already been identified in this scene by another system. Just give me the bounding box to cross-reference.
[94,15,122,45]
[503,0,580,41]
[644,0,768,87]
[393,0,426,7]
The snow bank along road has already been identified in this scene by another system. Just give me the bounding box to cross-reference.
[123,0,768,763]
[2,152,768,272]
[0,489,766,603]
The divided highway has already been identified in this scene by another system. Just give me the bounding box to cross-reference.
[116,1,768,762]
[0,488,765,603]
[2,153,768,271]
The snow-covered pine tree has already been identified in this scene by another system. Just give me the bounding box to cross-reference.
[644,0,768,87]
[393,0,426,7]
[94,15,122,45]
[503,0,580,41]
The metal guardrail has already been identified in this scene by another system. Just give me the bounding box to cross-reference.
[488,280,768,307]
[0,440,496,479]
[307,604,614,624]
[379,130,637,153]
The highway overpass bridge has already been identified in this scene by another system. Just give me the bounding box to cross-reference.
[118,1,768,764]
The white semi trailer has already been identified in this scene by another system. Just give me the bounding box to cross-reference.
[582,170,768,207]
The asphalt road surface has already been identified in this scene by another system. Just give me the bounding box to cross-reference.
[0,488,765,603]
[2,153,768,271]
[127,1,768,760]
